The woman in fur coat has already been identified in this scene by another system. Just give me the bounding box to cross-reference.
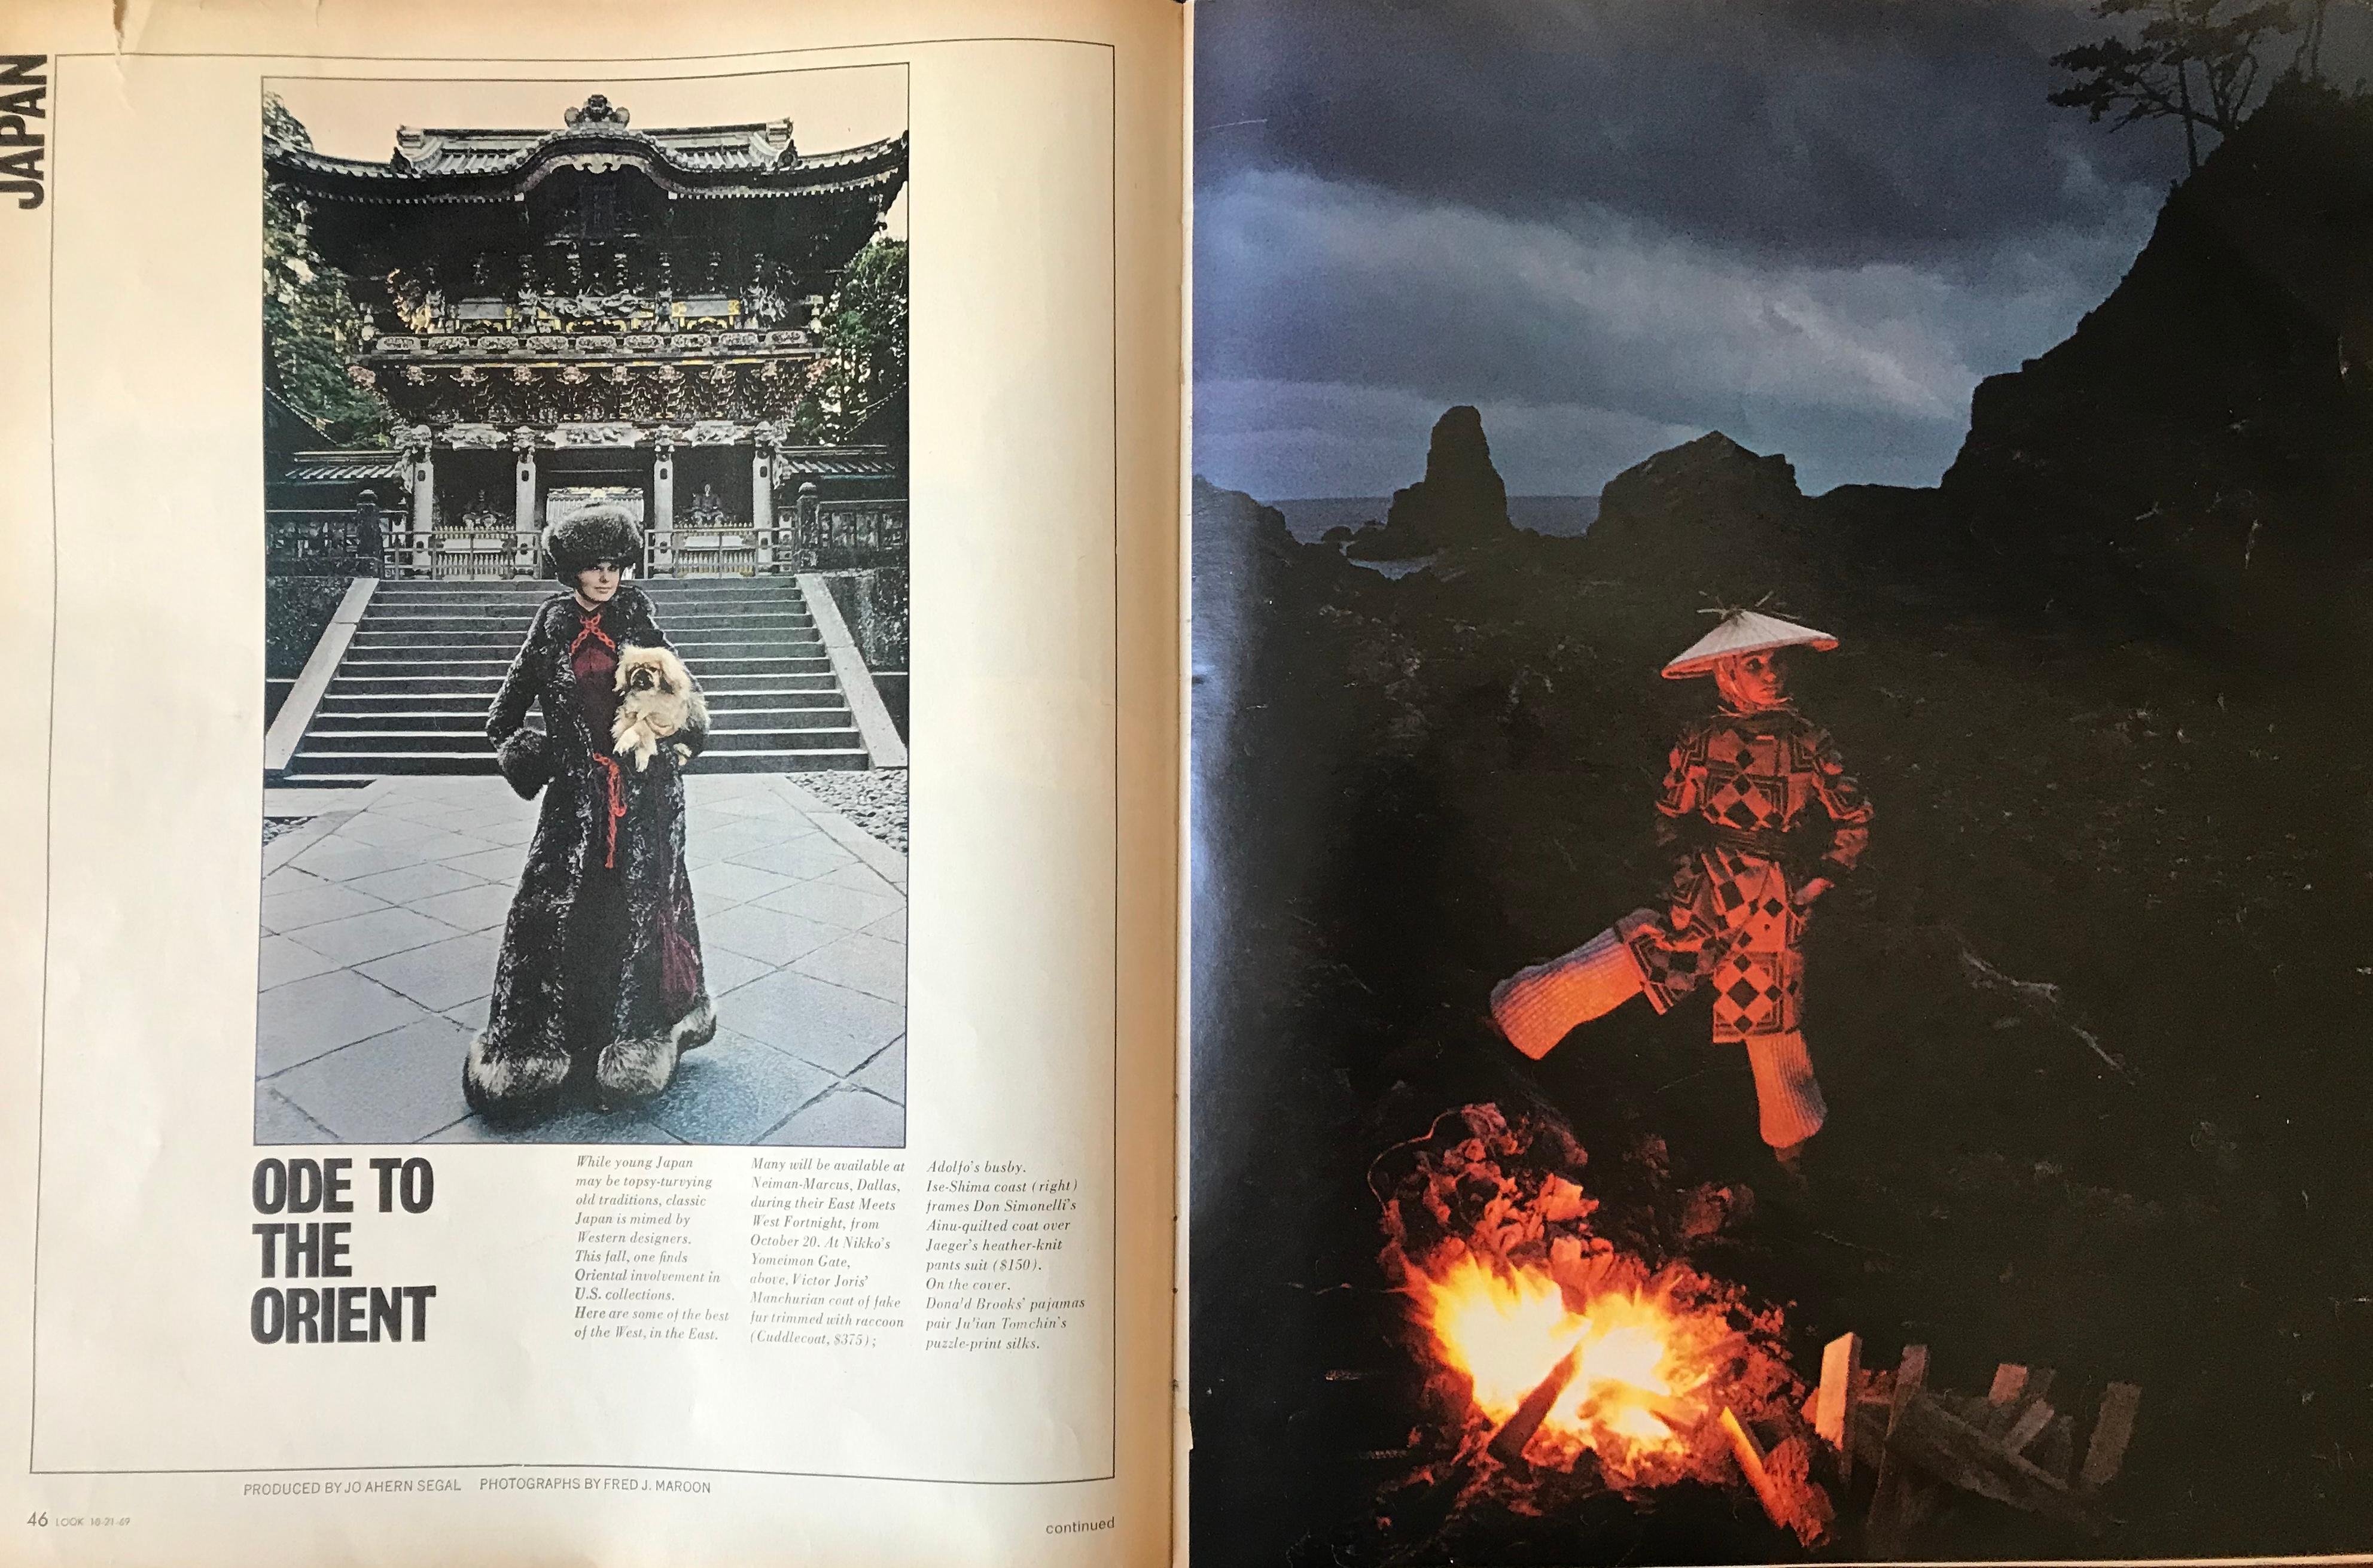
[464,509,717,1124]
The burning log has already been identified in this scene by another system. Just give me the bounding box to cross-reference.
[1486,1347,1582,1466]
[1814,1332,1862,1485]
[1720,1407,1787,1523]
[1719,1406,1836,1546]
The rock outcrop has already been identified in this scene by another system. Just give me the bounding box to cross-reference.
[1942,78,2373,663]
[1346,404,1512,559]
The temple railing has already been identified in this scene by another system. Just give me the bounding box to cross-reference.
[268,508,386,576]
[784,501,907,571]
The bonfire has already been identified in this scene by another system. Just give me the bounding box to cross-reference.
[1373,1104,1833,1545]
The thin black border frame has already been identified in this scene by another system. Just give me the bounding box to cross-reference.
[28,35,1127,1492]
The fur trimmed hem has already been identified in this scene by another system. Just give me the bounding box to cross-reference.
[674,991,717,1054]
[595,992,717,1106]
[463,1031,571,1122]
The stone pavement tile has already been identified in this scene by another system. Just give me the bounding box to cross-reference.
[699,812,823,860]
[753,876,903,931]
[257,933,343,991]
[702,904,842,966]
[268,1014,475,1143]
[461,814,539,848]
[285,906,462,968]
[725,970,904,1076]
[262,864,332,898]
[261,877,388,935]
[687,773,777,801]
[849,1037,906,1105]
[761,1087,903,1149]
[705,793,788,818]
[808,810,908,886]
[791,932,905,1004]
[817,861,900,899]
[860,909,906,944]
[358,929,503,1012]
[288,836,429,884]
[255,1086,339,1146]
[366,792,480,827]
[333,810,460,849]
[727,833,855,881]
[644,1031,835,1146]
[689,861,794,911]
[441,843,531,882]
[411,881,517,934]
[444,994,491,1032]
[700,945,774,998]
[365,826,495,862]
[347,860,486,905]
[255,969,434,1076]
[687,805,767,836]
[262,814,346,875]
[429,1107,681,1145]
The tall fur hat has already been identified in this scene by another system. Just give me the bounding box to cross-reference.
[542,507,645,580]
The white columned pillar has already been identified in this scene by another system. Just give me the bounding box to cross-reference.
[751,433,776,573]
[651,435,676,577]
[409,440,437,577]
[512,434,537,579]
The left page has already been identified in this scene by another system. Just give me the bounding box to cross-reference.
[0,2,1182,1564]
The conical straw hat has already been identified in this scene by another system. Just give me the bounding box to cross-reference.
[1661,608,1839,679]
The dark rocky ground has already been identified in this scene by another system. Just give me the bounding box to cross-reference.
[1190,81,2373,1567]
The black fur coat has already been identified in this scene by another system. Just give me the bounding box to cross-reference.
[465,584,715,1120]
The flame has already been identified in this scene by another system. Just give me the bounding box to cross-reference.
[1415,1253,1717,1472]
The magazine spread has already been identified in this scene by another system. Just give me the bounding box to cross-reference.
[1189,1,2373,1565]
[12,0,2373,1564]
[0,1,1180,1564]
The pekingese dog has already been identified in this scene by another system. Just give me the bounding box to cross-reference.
[611,645,708,771]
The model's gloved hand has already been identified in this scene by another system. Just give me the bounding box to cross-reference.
[1794,876,1833,908]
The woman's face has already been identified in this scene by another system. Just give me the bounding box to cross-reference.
[575,561,622,604]
[1715,648,1789,710]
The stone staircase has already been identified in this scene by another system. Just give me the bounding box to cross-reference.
[280,579,870,781]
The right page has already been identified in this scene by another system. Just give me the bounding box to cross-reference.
[1188,1,2373,1562]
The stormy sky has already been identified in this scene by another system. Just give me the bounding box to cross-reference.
[1193,0,2335,500]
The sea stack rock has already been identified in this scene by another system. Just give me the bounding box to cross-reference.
[1347,404,1512,560]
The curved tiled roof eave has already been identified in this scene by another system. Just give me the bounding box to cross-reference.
[266,128,907,196]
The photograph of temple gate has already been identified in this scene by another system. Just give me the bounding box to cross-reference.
[254,69,912,1148]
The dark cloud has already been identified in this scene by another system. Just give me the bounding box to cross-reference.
[1195,0,2188,268]
[1190,0,2372,501]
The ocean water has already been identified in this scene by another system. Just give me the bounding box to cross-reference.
[1269,495,1598,544]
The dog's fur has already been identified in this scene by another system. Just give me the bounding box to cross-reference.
[611,645,708,771]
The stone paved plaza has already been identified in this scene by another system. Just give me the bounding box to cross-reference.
[255,773,906,1146]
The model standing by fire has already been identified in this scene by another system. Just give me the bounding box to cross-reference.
[1492,609,1874,1175]
[464,509,718,1125]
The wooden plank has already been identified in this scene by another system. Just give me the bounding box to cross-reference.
[2034,1412,2076,1484]
[1988,1363,2029,1407]
[2003,1399,2056,1455]
[2080,1382,2143,1491]
[1720,1405,1795,1532]
[1817,1332,1862,1485]
[1888,1389,2111,1534]
[1866,1344,1929,1552]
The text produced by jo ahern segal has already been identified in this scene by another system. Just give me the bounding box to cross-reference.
[921,1159,1085,1352]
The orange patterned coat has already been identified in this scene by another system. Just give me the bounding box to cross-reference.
[1622,704,1873,1041]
